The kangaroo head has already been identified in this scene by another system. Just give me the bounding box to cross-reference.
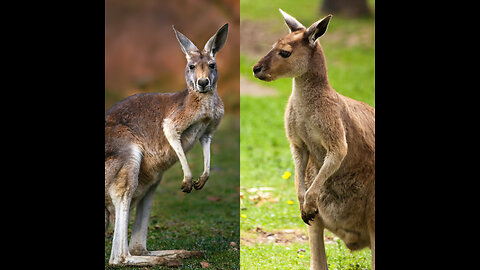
[173,24,228,93]
[253,9,332,81]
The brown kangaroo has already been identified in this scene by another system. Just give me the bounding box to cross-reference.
[253,10,375,270]
[105,24,228,266]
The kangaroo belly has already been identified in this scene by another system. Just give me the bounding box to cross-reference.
[181,121,209,152]
[306,160,373,250]
[317,183,371,250]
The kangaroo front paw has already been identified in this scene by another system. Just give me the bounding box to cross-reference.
[301,202,318,225]
[181,177,193,193]
[193,173,209,190]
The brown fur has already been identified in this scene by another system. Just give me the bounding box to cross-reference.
[105,24,227,266]
[105,89,223,207]
[254,11,374,270]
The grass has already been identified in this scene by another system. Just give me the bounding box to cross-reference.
[242,242,372,270]
[105,115,240,269]
[240,0,375,269]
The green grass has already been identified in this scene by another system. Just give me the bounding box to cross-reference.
[105,115,240,269]
[240,0,375,269]
[242,241,372,270]
[241,242,311,269]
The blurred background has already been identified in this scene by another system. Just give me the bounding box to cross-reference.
[105,0,240,114]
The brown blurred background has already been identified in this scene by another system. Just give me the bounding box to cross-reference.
[105,0,240,114]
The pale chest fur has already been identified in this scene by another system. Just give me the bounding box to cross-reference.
[178,96,223,160]
[285,94,328,164]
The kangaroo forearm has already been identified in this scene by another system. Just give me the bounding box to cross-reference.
[163,120,192,178]
[290,144,308,201]
[306,151,344,195]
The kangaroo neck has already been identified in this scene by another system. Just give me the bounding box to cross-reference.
[292,43,333,100]
[187,84,219,98]
[185,85,219,109]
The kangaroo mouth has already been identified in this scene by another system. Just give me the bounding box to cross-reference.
[196,85,212,93]
[253,66,273,81]
[254,73,273,81]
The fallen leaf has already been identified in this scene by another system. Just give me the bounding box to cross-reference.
[255,226,265,233]
[249,194,260,202]
[255,200,265,207]
[200,261,211,268]
[206,196,222,202]
[230,241,237,247]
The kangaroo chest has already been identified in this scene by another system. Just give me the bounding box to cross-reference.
[180,120,209,151]
[137,96,220,186]
[180,97,219,148]
[286,99,327,164]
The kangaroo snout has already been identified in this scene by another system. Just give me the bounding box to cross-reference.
[196,78,211,92]
[253,64,262,74]
[253,63,272,81]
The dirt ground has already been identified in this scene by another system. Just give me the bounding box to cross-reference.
[241,226,307,246]
[240,226,339,246]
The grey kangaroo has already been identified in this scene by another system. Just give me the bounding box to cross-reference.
[105,24,228,266]
[253,10,375,270]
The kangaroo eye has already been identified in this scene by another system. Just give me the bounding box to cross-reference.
[279,50,291,58]
[189,65,195,70]
[208,63,216,69]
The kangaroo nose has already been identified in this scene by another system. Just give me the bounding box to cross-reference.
[197,78,209,88]
[253,65,262,74]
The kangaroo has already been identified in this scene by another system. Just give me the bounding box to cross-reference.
[253,10,375,270]
[105,24,228,266]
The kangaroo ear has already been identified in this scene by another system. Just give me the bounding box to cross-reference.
[204,23,228,57]
[305,15,332,46]
[172,25,199,58]
[279,9,305,32]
